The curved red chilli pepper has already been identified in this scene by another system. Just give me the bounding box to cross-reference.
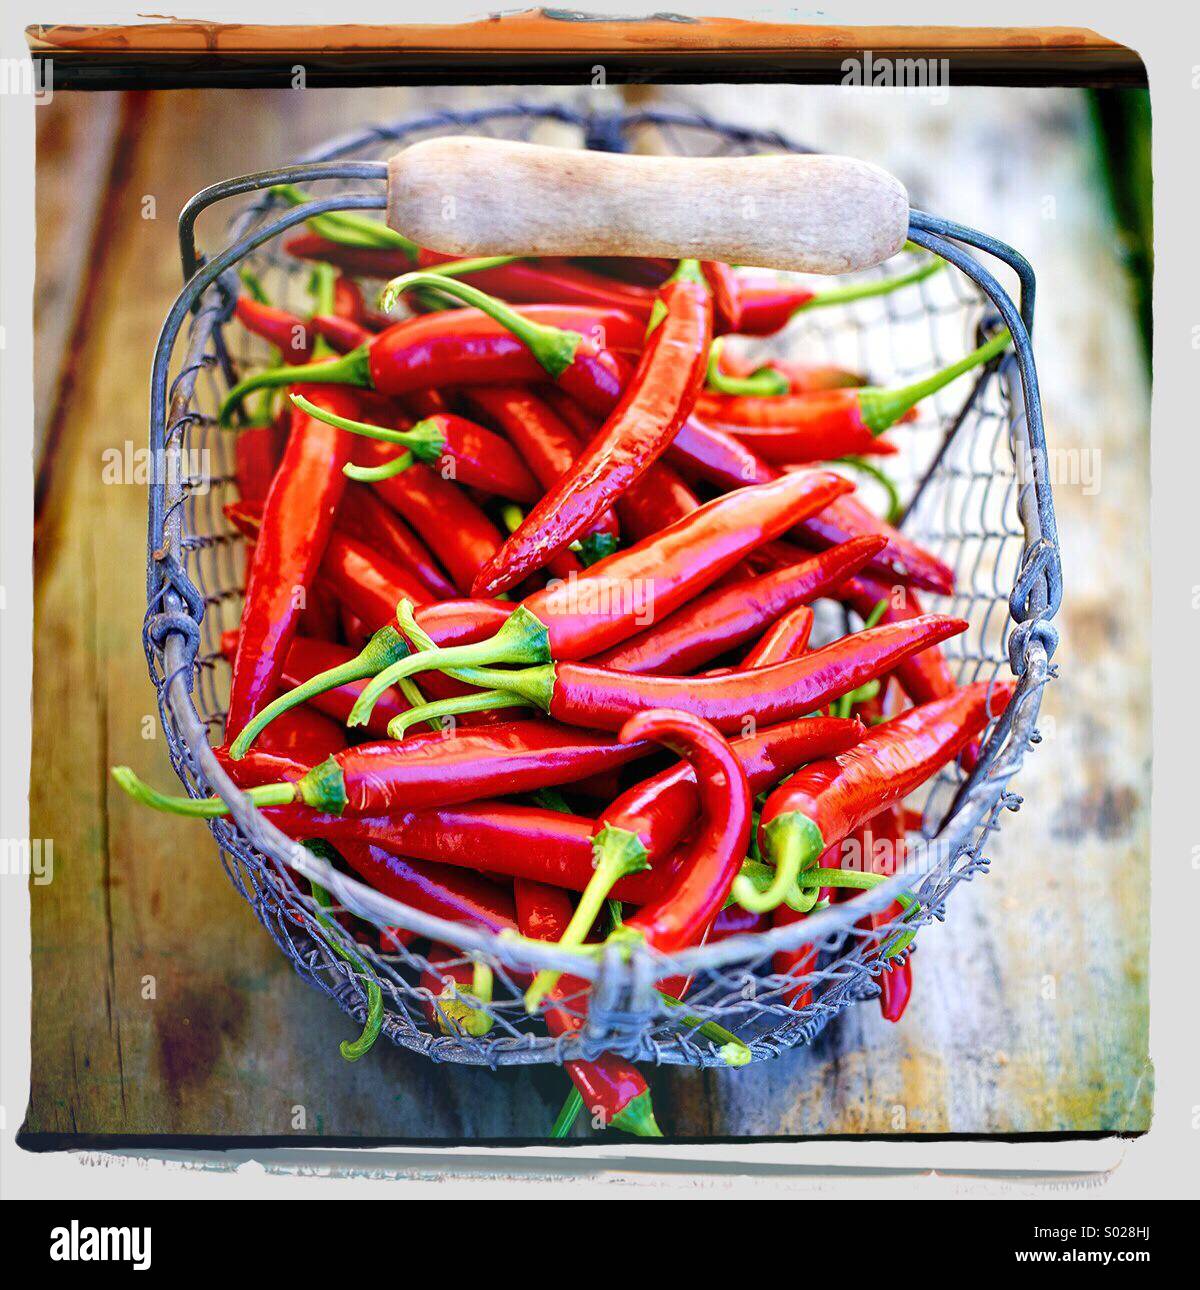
[302,396,542,505]
[339,486,457,601]
[219,629,409,739]
[602,716,862,869]
[341,842,518,937]
[123,720,658,819]
[417,247,656,321]
[219,305,635,425]
[751,680,1014,913]
[514,879,661,1137]
[224,386,358,740]
[233,296,313,363]
[464,385,620,553]
[473,264,713,596]
[355,439,504,594]
[450,614,967,735]
[593,536,886,676]
[363,471,853,702]
[574,712,754,959]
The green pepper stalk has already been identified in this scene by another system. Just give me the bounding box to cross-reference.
[270,182,418,254]
[227,625,410,761]
[524,824,650,1014]
[856,328,1011,434]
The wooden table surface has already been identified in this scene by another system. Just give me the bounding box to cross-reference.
[24,83,1151,1143]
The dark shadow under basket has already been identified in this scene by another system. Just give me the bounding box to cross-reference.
[145,105,1061,1067]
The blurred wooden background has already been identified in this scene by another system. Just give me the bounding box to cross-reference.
[26,83,1150,1142]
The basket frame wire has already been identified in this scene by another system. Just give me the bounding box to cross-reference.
[144,106,1061,1068]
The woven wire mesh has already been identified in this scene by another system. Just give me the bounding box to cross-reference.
[145,105,1059,1068]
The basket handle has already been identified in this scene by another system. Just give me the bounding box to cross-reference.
[386,137,909,274]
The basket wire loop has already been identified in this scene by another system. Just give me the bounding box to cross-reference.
[143,106,1061,1067]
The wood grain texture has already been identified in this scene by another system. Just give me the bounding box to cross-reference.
[389,138,907,272]
[24,84,1150,1143]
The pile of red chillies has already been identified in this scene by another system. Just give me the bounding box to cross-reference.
[116,206,1015,1141]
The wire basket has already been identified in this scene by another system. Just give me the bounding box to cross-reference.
[145,104,1061,1068]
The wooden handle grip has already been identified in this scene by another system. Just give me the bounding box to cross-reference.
[387,137,909,275]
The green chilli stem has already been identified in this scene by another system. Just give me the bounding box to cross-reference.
[705,337,789,398]
[378,272,581,378]
[344,452,414,482]
[551,1085,585,1138]
[229,625,410,759]
[289,392,445,465]
[857,328,1012,434]
[238,266,270,305]
[659,991,751,1067]
[309,872,384,1062]
[797,869,919,957]
[420,254,524,278]
[111,766,298,818]
[218,345,372,427]
[835,456,903,524]
[346,601,552,726]
[387,689,534,739]
[270,183,417,255]
[524,825,649,1013]
[798,255,943,313]
[733,813,825,914]
[307,263,337,360]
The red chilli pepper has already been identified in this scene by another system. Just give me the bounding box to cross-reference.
[472,261,714,595]
[339,486,458,601]
[853,804,915,1022]
[296,394,542,505]
[742,603,816,667]
[224,386,358,740]
[716,349,866,394]
[311,313,373,354]
[464,385,620,557]
[429,614,968,736]
[593,536,886,676]
[746,680,1014,913]
[117,720,658,819]
[233,295,313,364]
[417,247,657,321]
[218,303,635,426]
[616,461,701,543]
[353,438,505,594]
[342,842,518,937]
[524,712,752,1011]
[514,879,661,1138]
